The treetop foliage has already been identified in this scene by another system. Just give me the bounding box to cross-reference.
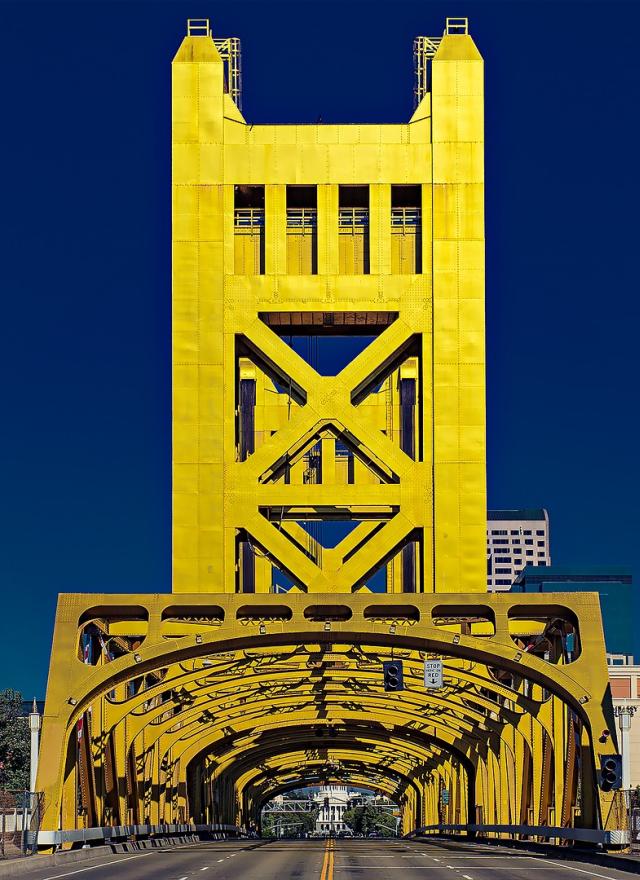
[0,689,30,791]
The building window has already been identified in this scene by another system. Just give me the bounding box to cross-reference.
[510,530,519,535]
[526,550,533,556]
[537,540,545,547]
[495,568,511,574]
[538,561,547,566]
[493,539,509,544]
[491,529,508,535]
[536,529,545,536]
[391,185,421,273]
[234,185,265,274]
[339,186,369,274]
[495,557,511,563]
[525,539,533,545]
[611,677,632,698]
[512,539,520,545]
[496,579,512,585]
[286,185,317,274]
[523,529,532,535]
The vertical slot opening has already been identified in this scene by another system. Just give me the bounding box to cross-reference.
[391,185,421,274]
[286,185,317,274]
[339,185,369,274]
[234,185,265,275]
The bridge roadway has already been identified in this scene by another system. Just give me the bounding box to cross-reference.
[14,838,639,880]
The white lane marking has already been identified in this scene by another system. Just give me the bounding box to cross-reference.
[462,876,473,879]
[177,876,188,880]
[201,868,210,872]
[433,855,540,860]
[41,853,154,879]
[217,858,224,862]
[536,861,629,880]
[419,846,626,880]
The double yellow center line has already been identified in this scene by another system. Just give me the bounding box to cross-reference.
[320,837,334,880]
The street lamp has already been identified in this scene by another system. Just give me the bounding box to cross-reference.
[614,703,638,789]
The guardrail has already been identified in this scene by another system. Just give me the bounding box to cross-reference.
[35,822,241,848]
[407,823,630,846]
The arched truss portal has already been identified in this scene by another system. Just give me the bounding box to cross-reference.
[182,722,477,827]
[237,753,420,806]
[223,745,430,815]
[37,593,622,839]
[236,750,467,828]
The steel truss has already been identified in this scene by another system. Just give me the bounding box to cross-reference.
[35,18,626,851]
[37,593,625,842]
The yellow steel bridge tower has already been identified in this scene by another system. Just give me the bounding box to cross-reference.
[34,17,627,850]
[172,16,485,598]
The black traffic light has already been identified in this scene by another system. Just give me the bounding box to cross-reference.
[600,755,623,791]
[383,660,404,691]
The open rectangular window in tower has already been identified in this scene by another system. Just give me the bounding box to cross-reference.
[339,185,369,274]
[286,185,317,274]
[234,185,265,274]
[391,185,422,273]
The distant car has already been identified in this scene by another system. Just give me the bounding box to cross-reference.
[368,831,382,838]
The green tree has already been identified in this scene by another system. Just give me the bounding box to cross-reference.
[0,690,30,790]
[343,805,397,837]
[261,809,317,838]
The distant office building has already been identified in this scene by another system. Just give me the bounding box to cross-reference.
[513,566,634,659]
[608,662,640,789]
[487,509,550,591]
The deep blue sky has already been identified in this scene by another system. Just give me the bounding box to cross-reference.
[1,1,638,696]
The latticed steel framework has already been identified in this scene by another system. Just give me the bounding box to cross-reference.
[171,15,486,598]
[36,18,626,847]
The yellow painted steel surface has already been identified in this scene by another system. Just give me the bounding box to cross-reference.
[172,20,485,596]
[37,592,623,838]
[36,17,626,847]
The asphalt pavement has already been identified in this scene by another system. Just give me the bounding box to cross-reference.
[7,836,640,880]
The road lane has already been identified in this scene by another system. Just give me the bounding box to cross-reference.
[6,837,639,880]
[333,838,638,880]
